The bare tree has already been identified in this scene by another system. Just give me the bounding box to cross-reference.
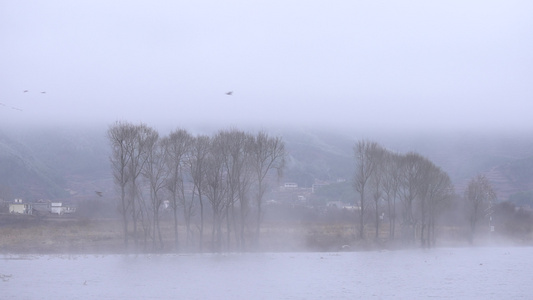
[415,157,453,248]
[414,156,434,247]
[108,121,136,249]
[425,168,453,247]
[136,183,152,251]
[381,152,402,240]
[465,174,496,244]
[203,135,228,252]
[353,140,381,240]
[250,131,286,246]
[141,131,167,250]
[163,128,192,251]
[237,136,255,250]
[108,121,157,251]
[218,129,255,250]
[186,135,210,252]
[397,152,426,243]
[216,130,241,250]
[128,124,158,250]
[368,146,387,240]
[217,130,239,250]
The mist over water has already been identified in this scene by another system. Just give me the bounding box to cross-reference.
[1,247,531,299]
[2,2,533,299]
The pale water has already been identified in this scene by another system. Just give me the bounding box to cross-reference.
[1,247,532,299]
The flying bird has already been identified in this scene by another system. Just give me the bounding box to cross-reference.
[41,91,46,94]
[0,103,22,111]
[225,91,233,95]
[23,90,28,93]
[95,191,103,197]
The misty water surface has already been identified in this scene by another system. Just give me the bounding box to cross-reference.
[1,247,531,299]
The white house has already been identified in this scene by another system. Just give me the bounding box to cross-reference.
[9,199,32,215]
[50,202,76,215]
[284,182,298,189]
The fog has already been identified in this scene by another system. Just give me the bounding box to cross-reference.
[2,2,533,299]
[1,1,533,133]
[3,248,533,299]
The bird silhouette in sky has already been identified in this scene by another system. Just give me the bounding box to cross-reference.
[95,191,103,197]
[226,91,233,95]
[0,102,23,111]
[41,91,46,94]
[23,90,28,93]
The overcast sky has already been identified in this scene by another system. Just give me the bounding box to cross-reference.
[1,1,532,133]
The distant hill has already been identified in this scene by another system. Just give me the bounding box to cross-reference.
[281,129,354,187]
[0,125,531,203]
[482,155,533,201]
[0,131,66,200]
[0,126,112,202]
[281,129,533,202]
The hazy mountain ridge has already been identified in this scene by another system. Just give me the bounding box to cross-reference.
[0,132,66,200]
[0,127,111,201]
[282,129,354,187]
[484,156,533,200]
[282,129,533,202]
[0,126,531,203]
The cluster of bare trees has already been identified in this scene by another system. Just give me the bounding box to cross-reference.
[353,140,454,247]
[108,121,285,253]
[464,174,496,244]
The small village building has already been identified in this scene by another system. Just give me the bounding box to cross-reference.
[284,182,298,189]
[8,199,33,215]
[50,202,76,215]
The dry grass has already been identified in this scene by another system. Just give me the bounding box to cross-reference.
[0,215,360,253]
[2,214,530,254]
[0,216,123,254]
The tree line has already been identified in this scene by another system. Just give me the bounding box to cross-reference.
[107,121,285,253]
[107,121,503,252]
[353,140,502,248]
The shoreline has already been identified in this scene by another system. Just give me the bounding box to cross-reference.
[1,214,531,255]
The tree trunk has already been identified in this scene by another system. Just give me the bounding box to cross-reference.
[199,192,204,252]
[374,198,379,240]
[120,184,129,249]
[358,187,365,240]
[173,205,179,251]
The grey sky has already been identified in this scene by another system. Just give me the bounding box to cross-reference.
[1,1,532,132]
